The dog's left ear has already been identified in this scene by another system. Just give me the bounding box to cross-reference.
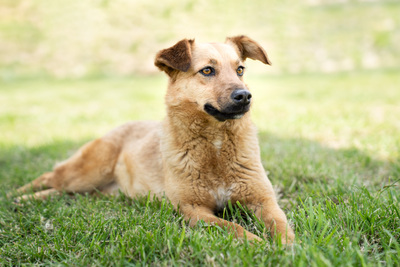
[155,39,193,76]
[226,35,271,65]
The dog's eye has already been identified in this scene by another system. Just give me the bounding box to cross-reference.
[236,66,245,76]
[200,67,215,76]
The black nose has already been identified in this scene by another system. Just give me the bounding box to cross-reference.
[231,89,252,105]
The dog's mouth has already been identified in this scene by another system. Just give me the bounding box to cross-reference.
[204,103,250,122]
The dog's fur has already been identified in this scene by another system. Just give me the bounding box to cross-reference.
[10,36,295,244]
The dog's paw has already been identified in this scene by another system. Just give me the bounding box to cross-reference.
[244,232,263,243]
[280,232,295,246]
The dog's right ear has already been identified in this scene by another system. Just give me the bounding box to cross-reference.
[154,39,193,76]
[226,35,271,65]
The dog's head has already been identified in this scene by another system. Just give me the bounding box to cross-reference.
[155,35,271,122]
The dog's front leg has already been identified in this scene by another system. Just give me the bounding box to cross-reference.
[179,204,262,242]
[248,200,295,244]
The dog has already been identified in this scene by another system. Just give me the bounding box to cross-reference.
[9,35,295,244]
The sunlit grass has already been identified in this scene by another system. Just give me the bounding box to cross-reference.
[0,76,166,146]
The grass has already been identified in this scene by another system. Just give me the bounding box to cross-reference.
[0,70,399,266]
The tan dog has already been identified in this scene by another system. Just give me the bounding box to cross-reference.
[10,36,295,244]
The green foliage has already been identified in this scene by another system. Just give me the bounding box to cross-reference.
[0,71,399,265]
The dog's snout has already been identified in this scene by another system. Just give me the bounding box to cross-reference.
[231,90,252,105]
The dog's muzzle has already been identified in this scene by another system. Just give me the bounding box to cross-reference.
[204,89,252,122]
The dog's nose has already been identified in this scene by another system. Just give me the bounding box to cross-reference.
[231,90,252,105]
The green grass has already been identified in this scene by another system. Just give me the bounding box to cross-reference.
[0,71,399,266]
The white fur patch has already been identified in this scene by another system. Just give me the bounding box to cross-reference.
[213,138,223,150]
[232,114,244,119]
[209,184,234,210]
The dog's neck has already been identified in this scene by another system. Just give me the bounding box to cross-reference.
[164,101,254,144]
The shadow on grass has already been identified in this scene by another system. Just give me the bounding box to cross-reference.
[258,131,399,207]
[0,132,398,203]
[0,139,90,190]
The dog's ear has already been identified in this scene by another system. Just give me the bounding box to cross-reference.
[226,35,271,65]
[154,39,193,76]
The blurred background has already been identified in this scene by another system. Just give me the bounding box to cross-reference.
[1,0,399,79]
[0,0,399,184]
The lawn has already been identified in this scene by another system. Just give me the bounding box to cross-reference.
[0,71,399,266]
